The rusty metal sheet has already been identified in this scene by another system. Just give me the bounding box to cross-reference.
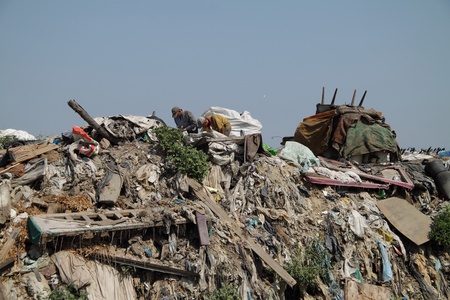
[304,174,389,189]
[376,197,432,245]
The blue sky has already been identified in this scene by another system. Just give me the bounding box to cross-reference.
[1,0,449,149]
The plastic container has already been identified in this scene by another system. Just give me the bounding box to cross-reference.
[425,160,447,178]
[438,150,450,158]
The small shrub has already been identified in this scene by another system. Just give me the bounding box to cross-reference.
[286,240,329,296]
[120,265,137,276]
[207,283,240,300]
[153,126,209,182]
[0,135,15,150]
[429,206,450,249]
[40,282,87,300]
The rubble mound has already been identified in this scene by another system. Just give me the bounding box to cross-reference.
[0,123,450,300]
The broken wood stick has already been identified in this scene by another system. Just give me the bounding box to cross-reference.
[67,99,121,145]
[196,211,210,246]
[188,178,297,287]
[0,257,14,274]
[0,227,21,261]
[351,90,357,106]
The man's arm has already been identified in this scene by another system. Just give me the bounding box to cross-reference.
[184,111,197,132]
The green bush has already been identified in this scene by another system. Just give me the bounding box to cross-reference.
[40,283,87,300]
[0,135,15,150]
[286,240,329,296]
[153,126,209,182]
[429,206,450,249]
[207,283,240,300]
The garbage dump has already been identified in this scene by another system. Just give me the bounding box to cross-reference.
[0,97,449,300]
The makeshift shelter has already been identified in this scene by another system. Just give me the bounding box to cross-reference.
[294,89,400,163]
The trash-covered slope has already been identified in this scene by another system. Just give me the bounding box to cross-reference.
[0,122,449,300]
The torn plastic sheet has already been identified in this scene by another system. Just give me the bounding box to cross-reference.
[279,141,319,170]
[377,239,393,282]
[348,210,369,238]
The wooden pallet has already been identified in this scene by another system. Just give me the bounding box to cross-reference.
[28,209,192,245]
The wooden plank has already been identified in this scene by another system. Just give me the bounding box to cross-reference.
[376,197,432,245]
[81,214,92,222]
[0,227,21,261]
[91,253,199,278]
[0,257,14,274]
[196,211,210,246]
[7,143,59,164]
[28,210,192,245]
[37,209,144,219]
[188,178,297,287]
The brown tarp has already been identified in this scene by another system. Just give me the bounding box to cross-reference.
[344,279,391,300]
[331,106,386,146]
[294,106,400,159]
[293,109,335,156]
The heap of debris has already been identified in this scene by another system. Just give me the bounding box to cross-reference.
[1,98,450,300]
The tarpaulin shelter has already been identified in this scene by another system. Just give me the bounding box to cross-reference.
[294,103,400,162]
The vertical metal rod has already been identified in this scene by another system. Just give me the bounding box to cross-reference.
[331,88,338,105]
[358,90,367,107]
[321,87,325,104]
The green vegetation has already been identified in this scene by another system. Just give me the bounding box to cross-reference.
[286,240,329,297]
[40,283,87,300]
[429,206,450,249]
[153,126,209,182]
[207,283,240,300]
[120,265,137,276]
[0,135,15,150]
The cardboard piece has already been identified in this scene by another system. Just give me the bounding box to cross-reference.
[376,197,432,245]
[344,278,391,300]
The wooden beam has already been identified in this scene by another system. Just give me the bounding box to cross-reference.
[351,89,357,106]
[67,99,121,145]
[91,253,199,278]
[0,227,21,261]
[187,178,297,287]
[196,212,210,246]
[7,143,59,164]
[0,258,14,274]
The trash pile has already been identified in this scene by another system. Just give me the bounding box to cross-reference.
[1,98,450,300]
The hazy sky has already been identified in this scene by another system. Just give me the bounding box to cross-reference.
[1,1,449,149]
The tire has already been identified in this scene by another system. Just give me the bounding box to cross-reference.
[425,160,447,178]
